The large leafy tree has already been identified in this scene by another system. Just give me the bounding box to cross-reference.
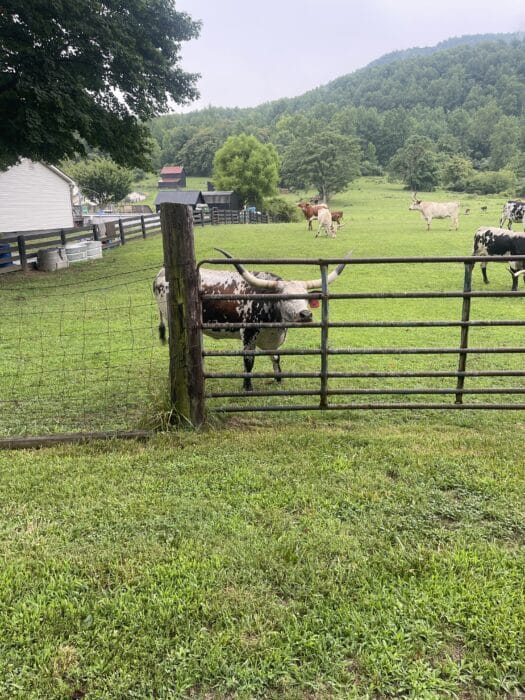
[0,1,200,170]
[388,135,440,191]
[213,134,279,208]
[281,129,361,201]
[64,158,133,206]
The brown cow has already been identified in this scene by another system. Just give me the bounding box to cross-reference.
[331,211,344,227]
[297,201,328,230]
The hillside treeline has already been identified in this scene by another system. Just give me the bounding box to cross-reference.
[149,38,525,194]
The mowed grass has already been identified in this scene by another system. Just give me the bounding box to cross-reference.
[1,178,524,698]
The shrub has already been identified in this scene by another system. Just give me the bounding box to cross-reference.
[465,169,517,195]
[264,197,301,223]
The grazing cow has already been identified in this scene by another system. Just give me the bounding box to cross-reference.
[315,207,336,238]
[153,248,351,390]
[297,201,328,230]
[409,193,460,231]
[499,201,525,231]
[472,226,525,291]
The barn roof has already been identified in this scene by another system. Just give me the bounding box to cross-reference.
[154,190,205,207]
[160,166,185,175]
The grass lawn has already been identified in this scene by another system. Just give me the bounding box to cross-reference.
[0,178,524,698]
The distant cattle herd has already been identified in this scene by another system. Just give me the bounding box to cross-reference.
[297,193,525,291]
[154,194,525,391]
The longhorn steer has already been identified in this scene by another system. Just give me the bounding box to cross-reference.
[409,193,460,231]
[297,201,328,230]
[499,201,525,231]
[153,248,351,390]
[472,226,525,291]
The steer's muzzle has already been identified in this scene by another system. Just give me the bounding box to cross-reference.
[299,309,313,322]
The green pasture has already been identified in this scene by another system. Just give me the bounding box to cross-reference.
[0,178,524,698]
[0,177,522,434]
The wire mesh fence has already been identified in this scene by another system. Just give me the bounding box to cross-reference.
[0,260,165,438]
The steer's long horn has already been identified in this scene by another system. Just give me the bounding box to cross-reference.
[214,247,279,289]
[304,251,353,290]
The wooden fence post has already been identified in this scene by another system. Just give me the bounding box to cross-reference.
[17,234,28,272]
[141,215,147,238]
[118,218,126,245]
[455,262,473,404]
[160,203,205,427]
[60,229,66,246]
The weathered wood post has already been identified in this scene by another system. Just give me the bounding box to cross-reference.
[118,218,126,245]
[140,215,147,238]
[160,203,205,427]
[17,234,28,272]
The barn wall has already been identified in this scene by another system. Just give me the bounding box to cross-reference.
[0,160,74,233]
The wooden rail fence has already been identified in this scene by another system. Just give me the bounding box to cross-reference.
[0,214,161,273]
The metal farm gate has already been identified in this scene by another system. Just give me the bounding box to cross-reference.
[161,204,525,426]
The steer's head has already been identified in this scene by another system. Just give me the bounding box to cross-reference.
[214,248,351,323]
[409,192,422,210]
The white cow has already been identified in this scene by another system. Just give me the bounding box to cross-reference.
[409,193,460,231]
[315,207,336,238]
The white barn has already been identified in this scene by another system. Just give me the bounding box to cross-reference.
[0,159,75,233]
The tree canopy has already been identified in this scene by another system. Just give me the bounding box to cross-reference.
[213,134,279,208]
[0,0,201,170]
[281,130,361,201]
[65,158,133,206]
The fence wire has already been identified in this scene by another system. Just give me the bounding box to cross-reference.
[0,262,164,438]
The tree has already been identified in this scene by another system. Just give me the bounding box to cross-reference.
[388,135,440,191]
[65,158,133,206]
[0,1,201,170]
[281,130,361,201]
[178,128,223,177]
[213,134,279,208]
[441,155,474,191]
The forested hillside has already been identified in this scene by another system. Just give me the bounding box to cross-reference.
[149,35,525,195]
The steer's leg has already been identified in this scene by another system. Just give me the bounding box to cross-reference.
[480,262,489,284]
[509,267,519,292]
[241,329,258,391]
[271,355,282,383]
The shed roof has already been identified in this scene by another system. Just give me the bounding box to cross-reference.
[155,190,204,207]
[202,191,238,203]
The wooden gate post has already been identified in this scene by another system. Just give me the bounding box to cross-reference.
[160,203,205,427]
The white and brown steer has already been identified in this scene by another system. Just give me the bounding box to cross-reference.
[409,193,460,231]
[153,248,351,390]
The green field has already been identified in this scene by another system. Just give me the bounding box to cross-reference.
[0,178,524,698]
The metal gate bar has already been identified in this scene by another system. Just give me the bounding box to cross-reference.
[199,255,525,413]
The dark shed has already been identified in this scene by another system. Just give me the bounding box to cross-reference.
[202,191,242,211]
[154,190,205,212]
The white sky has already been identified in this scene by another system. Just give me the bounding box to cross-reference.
[175,0,525,112]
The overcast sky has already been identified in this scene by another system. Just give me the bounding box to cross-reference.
[175,0,524,112]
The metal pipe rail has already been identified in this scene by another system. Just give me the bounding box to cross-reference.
[199,254,525,413]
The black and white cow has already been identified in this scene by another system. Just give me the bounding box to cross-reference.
[153,248,351,390]
[472,226,525,291]
[499,201,525,231]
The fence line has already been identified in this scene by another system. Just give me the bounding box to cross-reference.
[0,214,161,273]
